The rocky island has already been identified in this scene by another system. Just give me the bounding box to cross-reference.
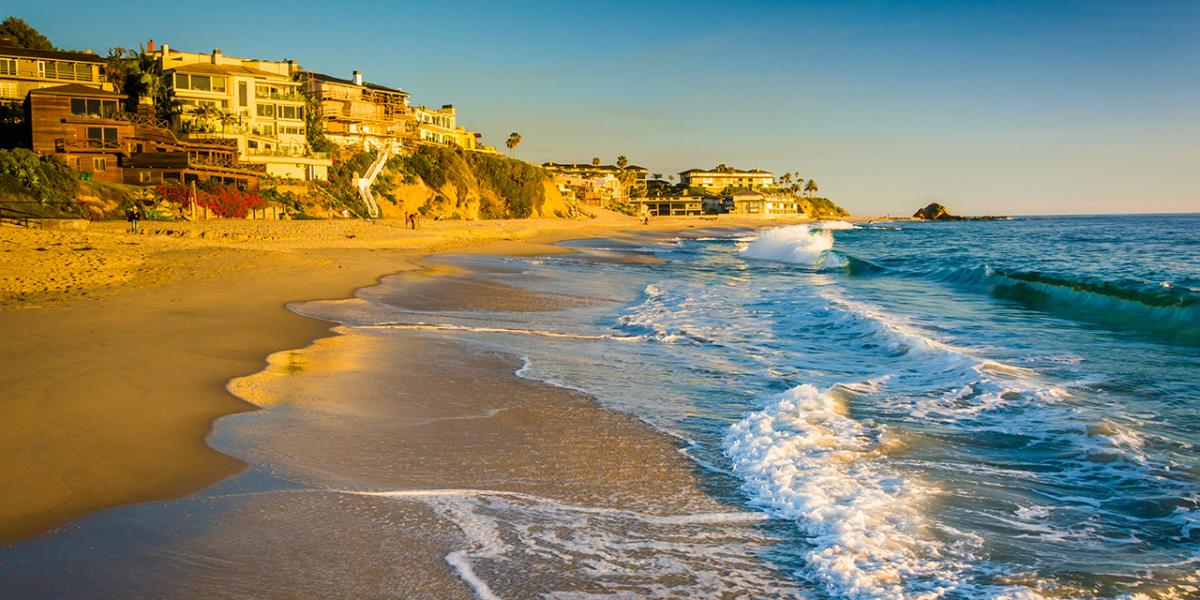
[913,203,1009,221]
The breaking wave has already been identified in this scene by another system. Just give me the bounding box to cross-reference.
[741,224,848,268]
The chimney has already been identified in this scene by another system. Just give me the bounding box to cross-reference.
[211,49,222,64]
[161,43,169,58]
[353,70,363,86]
[147,39,155,53]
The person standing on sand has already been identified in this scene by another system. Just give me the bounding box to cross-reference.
[413,212,420,229]
[126,205,140,233]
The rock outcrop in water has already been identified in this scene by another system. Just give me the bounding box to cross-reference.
[913,203,957,220]
[913,203,1007,221]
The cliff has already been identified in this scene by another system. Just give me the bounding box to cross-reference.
[323,145,568,221]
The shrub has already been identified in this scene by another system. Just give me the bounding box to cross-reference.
[0,148,79,205]
[155,182,266,218]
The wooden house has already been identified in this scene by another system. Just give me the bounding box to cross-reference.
[26,84,262,189]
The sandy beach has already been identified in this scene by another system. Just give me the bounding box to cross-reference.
[0,212,807,546]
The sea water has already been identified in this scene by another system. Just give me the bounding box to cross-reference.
[307,214,1199,598]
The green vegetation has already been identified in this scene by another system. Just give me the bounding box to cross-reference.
[505,132,522,157]
[808,197,848,218]
[384,145,548,219]
[0,149,80,215]
[465,151,546,218]
[0,17,53,50]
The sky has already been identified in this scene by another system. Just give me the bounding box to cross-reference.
[17,1,1200,215]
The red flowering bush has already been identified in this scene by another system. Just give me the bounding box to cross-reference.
[156,183,266,218]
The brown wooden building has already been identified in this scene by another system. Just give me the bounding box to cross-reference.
[26,84,263,188]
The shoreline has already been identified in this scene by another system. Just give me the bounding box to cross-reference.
[0,213,821,545]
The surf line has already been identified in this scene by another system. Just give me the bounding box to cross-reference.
[360,322,643,342]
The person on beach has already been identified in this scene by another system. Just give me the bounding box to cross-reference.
[405,212,412,229]
[126,205,140,233]
[641,206,650,225]
[412,212,420,229]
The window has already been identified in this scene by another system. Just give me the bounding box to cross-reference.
[36,60,93,81]
[86,127,118,148]
[279,105,302,120]
[93,158,107,171]
[238,82,248,107]
[70,98,118,117]
[256,104,275,118]
[0,58,15,76]
[174,73,226,92]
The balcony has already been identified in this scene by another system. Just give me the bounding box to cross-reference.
[255,90,305,102]
[246,147,330,160]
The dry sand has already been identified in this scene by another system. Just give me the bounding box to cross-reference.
[0,212,809,545]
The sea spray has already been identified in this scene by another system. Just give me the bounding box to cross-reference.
[741,224,848,267]
[723,383,970,598]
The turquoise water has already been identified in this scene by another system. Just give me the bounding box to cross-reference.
[366,215,1200,598]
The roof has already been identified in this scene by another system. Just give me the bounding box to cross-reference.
[27,84,125,98]
[728,189,765,197]
[543,162,648,172]
[167,61,286,79]
[306,71,409,96]
[0,44,104,63]
[680,167,774,176]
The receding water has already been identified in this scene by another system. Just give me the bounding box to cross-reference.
[313,215,1198,598]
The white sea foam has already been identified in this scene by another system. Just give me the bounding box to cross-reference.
[741,224,847,268]
[354,488,799,598]
[723,383,973,598]
[816,220,859,230]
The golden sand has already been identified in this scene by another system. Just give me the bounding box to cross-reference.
[0,212,810,544]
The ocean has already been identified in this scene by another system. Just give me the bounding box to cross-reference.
[3,214,1197,598]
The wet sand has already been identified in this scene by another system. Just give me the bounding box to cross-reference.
[1,248,801,598]
[0,214,818,547]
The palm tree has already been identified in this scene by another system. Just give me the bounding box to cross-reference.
[592,157,601,166]
[217,109,238,133]
[616,155,628,170]
[668,174,674,182]
[652,173,662,180]
[506,132,522,157]
[780,173,792,186]
[804,179,818,198]
[103,47,129,94]
[189,105,214,132]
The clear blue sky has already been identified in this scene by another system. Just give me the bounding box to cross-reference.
[17,1,1200,215]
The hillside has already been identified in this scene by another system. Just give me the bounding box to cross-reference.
[318,145,570,221]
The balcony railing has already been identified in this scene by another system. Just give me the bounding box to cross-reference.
[0,64,97,83]
[245,147,330,160]
[255,91,305,102]
[55,138,122,152]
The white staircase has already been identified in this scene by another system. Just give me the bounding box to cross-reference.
[356,142,400,219]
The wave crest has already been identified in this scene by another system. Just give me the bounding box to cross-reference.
[741,225,848,267]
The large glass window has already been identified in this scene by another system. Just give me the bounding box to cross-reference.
[174,73,227,93]
[279,105,302,120]
[86,127,118,148]
[70,98,118,117]
[0,58,15,76]
[256,104,275,118]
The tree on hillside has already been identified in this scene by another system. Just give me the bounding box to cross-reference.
[652,173,662,180]
[780,173,792,186]
[616,155,628,170]
[506,132,522,157]
[591,157,600,166]
[0,17,53,50]
[103,47,130,93]
[668,174,674,182]
[804,179,818,198]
